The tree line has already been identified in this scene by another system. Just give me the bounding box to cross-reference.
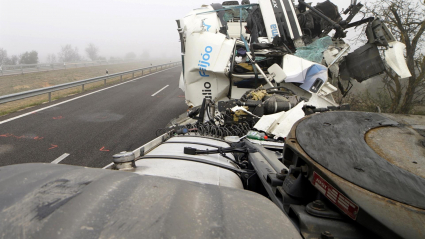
[0,43,150,65]
[0,50,38,65]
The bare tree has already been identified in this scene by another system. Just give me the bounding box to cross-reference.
[85,43,99,61]
[46,54,57,64]
[58,44,81,62]
[140,50,150,59]
[0,48,7,65]
[125,52,136,60]
[4,55,19,65]
[364,0,425,113]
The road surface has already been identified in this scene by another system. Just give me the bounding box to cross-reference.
[0,66,187,168]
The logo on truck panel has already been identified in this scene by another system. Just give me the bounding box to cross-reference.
[203,82,212,99]
[198,46,213,99]
[270,24,279,38]
[198,46,212,77]
[202,21,211,31]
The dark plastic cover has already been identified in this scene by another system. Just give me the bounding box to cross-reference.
[0,163,301,239]
[344,43,385,82]
[296,112,425,209]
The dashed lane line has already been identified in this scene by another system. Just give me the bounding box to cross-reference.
[151,85,169,96]
[51,153,70,164]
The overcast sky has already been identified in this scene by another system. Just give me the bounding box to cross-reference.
[0,0,354,62]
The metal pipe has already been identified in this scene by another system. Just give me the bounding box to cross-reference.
[246,52,274,87]
[328,45,350,67]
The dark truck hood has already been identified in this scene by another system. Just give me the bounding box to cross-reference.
[0,163,301,239]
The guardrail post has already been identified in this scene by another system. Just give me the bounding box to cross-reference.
[132,72,134,78]
[120,75,122,82]
[104,78,107,86]
[142,70,144,75]
[82,84,84,92]
[48,92,51,102]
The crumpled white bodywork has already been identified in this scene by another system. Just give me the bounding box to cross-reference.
[177,1,411,138]
[183,32,235,107]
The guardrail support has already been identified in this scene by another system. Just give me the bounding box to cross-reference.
[82,84,84,92]
[120,75,122,82]
[132,72,134,78]
[104,78,107,86]
[48,92,51,102]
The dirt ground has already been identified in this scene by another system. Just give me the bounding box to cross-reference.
[0,60,175,116]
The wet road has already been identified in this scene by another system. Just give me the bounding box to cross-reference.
[0,66,187,168]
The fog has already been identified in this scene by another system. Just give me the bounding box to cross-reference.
[1,0,354,63]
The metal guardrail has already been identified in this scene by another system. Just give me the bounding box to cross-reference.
[0,60,148,76]
[0,62,181,104]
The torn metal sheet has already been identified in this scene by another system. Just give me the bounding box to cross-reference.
[385,41,412,79]
[254,101,305,138]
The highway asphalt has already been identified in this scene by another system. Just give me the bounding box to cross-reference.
[0,66,187,168]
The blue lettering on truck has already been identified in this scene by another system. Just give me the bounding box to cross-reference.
[271,24,279,38]
[198,46,212,77]
[203,21,211,31]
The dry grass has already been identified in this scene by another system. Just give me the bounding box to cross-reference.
[334,89,425,115]
[0,60,173,116]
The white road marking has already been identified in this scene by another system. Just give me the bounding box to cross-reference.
[0,67,178,125]
[51,153,70,164]
[151,85,169,96]
[102,162,114,169]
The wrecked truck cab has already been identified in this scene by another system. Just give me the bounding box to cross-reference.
[0,2,422,239]
[176,0,411,111]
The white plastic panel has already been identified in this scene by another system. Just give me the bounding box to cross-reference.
[385,41,412,79]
